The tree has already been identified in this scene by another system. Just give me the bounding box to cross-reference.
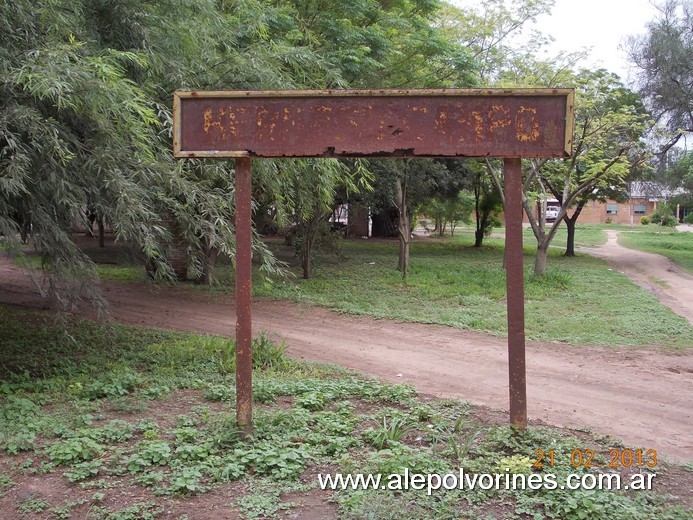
[471,165,503,248]
[268,159,370,279]
[437,0,556,83]
[420,189,474,236]
[626,0,693,152]
[486,69,651,275]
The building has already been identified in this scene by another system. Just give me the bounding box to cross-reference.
[526,182,689,225]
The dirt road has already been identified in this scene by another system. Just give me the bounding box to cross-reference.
[582,230,693,324]
[0,251,691,462]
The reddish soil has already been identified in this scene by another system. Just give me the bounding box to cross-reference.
[0,252,691,464]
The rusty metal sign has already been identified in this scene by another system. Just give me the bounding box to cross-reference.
[173,89,574,159]
[173,88,576,434]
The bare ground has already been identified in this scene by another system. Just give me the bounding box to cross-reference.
[581,229,693,324]
[0,237,691,463]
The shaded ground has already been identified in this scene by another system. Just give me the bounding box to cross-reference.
[582,229,693,324]
[1,255,691,463]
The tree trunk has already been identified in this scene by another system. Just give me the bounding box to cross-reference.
[395,178,410,279]
[198,239,219,285]
[473,182,484,247]
[563,202,584,257]
[97,216,105,248]
[300,218,319,279]
[534,240,549,276]
[564,219,576,257]
[474,228,484,247]
[398,234,410,275]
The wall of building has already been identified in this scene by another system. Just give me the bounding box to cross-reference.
[522,199,658,225]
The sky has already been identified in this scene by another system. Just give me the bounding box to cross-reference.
[448,0,660,83]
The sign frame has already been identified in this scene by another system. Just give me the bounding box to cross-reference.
[173,88,574,159]
[172,88,575,435]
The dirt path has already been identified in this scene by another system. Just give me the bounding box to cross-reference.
[0,257,691,462]
[582,229,693,324]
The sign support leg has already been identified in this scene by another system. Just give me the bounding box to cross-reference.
[504,158,527,428]
[235,157,253,434]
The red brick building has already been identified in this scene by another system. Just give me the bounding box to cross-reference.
[525,182,687,225]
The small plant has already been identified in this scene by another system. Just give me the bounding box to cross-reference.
[87,420,135,443]
[50,498,88,519]
[83,368,143,399]
[167,467,205,494]
[447,427,482,461]
[88,501,163,520]
[295,391,327,411]
[203,384,235,402]
[252,333,288,370]
[64,459,102,482]
[107,396,148,414]
[0,473,14,496]
[17,494,51,513]
[124,440,172,472]
[135,470,165,487]
[640,215,650,225]
[46,437,104,465]
[2,430,37,454]
[363,417,412,449]
[233,441,311,479]
[498,454,533,474]
[175,442,213,462]
[141,384,172,399]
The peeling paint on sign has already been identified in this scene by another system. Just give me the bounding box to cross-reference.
[174,89,574,159]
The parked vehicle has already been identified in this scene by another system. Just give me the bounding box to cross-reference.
[545,207,559,222]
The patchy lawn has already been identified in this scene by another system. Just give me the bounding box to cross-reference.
[0,306,690,519]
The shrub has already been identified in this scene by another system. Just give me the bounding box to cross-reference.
[684,213,693,224]
[640,215,650,225]
[650,203,678,227]
[83,368,142,399]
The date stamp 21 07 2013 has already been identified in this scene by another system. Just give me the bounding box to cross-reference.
[533,449,658,469]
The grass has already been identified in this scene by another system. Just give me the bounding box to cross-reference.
[522,224,609,249]
[0,306,690,519]
[251,229,692,349]
[24,226,690,348]
[617,226,693,274]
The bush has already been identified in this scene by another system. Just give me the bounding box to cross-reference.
[640,216,650,225]
[650,203,678,227]
[684,213,693,224]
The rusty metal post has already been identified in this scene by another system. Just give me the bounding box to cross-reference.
[234,157,253,435]
[503,158,527,429]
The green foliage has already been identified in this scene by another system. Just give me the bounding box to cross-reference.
[0,311,690,519]
[166,467,205,494]
[17,495,51,513]
[83,369,143,399]
[232,441,312,480]
[258,236,693,348]
[627,0,692,146]
[63,459,102,482]
[124,440,172,472]
[88,502,163,520]
[363,416,413,449]
[650,203,678,227]
[46,437,104,465]
[641,215,651,225]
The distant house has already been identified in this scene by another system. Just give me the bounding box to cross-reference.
[525,182,689,225]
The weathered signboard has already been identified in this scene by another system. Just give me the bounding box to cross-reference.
[173,89,573,159]
[172,88,574,435]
